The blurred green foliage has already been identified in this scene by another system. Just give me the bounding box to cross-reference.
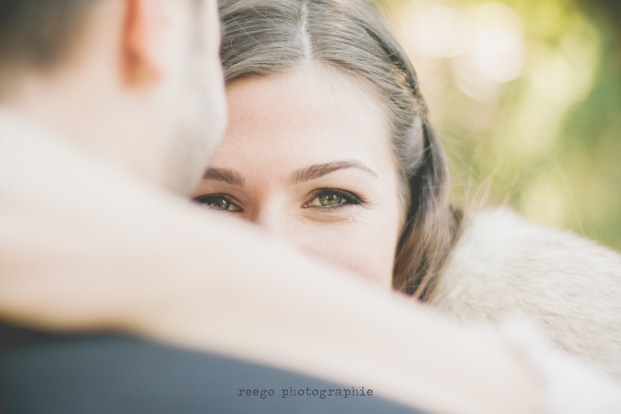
[380,0,621,251]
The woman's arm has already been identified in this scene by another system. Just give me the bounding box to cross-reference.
[3,127,616,414]
[0,202,543,414]
[0,130,540,414]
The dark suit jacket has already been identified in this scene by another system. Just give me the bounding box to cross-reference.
[0,323,423,414]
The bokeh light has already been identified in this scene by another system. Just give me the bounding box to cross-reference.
[384,0,621,250]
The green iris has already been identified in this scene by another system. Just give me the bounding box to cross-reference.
[209,197,232,210]
[193,194,242,212]
[319,193,346,206]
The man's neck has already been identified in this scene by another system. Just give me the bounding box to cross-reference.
[1,74,167,192]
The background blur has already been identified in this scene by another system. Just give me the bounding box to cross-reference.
[376,0,621,251]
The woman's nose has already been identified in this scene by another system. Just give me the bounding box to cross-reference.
[249,206,287,237]
[249,205,318,258]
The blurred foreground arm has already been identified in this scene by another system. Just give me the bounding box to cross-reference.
[1,116,619,414]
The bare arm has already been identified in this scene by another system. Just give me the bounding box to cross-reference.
[0,124,542,414]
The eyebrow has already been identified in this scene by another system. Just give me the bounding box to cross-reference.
[290,160,378,184]
[202,167,245,187]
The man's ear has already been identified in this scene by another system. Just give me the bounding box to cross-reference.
[122,0,169,85]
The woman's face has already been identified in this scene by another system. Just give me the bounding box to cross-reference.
[193,64,405,288]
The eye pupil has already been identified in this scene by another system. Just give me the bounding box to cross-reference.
[320,194,342,206]
[202,196,231,210]
[213,198,230,210]
[193,195,242,213]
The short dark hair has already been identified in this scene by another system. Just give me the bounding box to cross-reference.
[0,0,99,76]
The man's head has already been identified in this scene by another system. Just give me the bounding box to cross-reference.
[0,0,227,195]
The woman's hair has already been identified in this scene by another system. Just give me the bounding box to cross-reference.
[219,0,462,299]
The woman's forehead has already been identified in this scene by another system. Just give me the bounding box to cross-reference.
[225,65,389,141]
[213,64,398,179]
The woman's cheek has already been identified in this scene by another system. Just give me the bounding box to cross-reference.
[295,220,397,289]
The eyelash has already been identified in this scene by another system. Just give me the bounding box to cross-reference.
[192,194,243,213]
[303,188,363,210]
[192,189,363,213]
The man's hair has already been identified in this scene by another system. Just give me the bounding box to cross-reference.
[0,0,100,77]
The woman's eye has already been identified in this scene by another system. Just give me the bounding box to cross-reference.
[305,189,362,209]
[192,194,243,212]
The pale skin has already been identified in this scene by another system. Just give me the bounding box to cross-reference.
[0,1,542,413]
[0,146,542,414]
[194,64,404,288]
[7,0,226,193]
